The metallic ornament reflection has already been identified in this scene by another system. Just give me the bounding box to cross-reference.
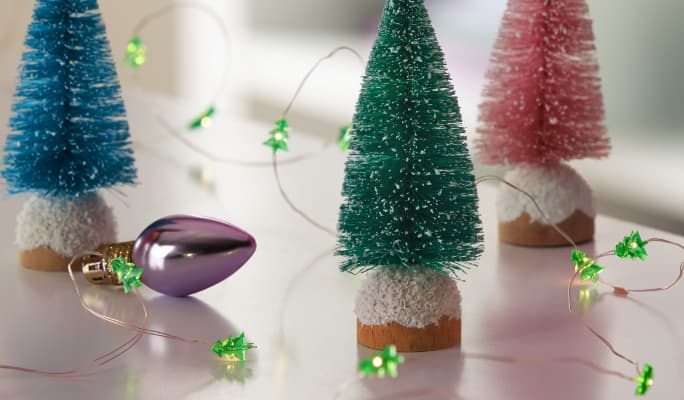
[83,215,256,296]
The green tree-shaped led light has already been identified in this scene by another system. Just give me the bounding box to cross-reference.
[634,364,654,396]
[571,250,604,283]
[359,345,404,378]
[188,105,216,130]
[337,124,352,151]
[616,231,649,260]
[112,258,143,294]
[211,332,255,362]
[125,36,146,68]
[263,119,290,153]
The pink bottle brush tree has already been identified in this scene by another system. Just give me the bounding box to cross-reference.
[476,0,610,246]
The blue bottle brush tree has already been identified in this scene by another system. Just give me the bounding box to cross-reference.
[2,0,136,271]
[337,0,483,352]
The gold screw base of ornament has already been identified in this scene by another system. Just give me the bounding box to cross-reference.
[19,246,74,272]
[357,316,461,352]
[499,210,594,247]
[82,241,135,285]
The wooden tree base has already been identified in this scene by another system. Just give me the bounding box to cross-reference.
[499,210,594,247]
[19,246,73,272]
[357,315,461,352]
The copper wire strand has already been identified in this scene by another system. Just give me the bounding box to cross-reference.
[281,46,365,118]
[266,46,365,236]
[135,46,363,170]
[567,268,642,375]
[68,253,214,346]
[464,352,635,382]
[129,2,300,168]
[131,1,231,107]
[152,115,335,167]
[474,175,578,248]
[477,176,644,376]
[0,252,147,377]
[272,153,336,236]
[596,238,684,294]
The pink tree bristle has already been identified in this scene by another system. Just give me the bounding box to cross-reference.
[476,0,610,166]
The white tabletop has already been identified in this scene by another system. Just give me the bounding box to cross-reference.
[0,112,683,400]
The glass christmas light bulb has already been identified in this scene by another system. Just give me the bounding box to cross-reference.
[82,215,256,297]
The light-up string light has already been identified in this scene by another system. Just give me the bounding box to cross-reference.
[125,2,231,131]
[136,45,364,174]
[567,232,684,396]
[263,45,364,155]
[266,46,364,236]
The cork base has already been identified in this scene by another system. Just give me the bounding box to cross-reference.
[357,315,461,352]
[19,246,73,272]
[499,210,594,247]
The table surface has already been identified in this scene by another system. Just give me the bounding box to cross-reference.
[0,109,683,400]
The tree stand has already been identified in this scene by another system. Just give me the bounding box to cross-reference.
[355,269,462,352]
[16,193,116,271]
[497,163,595,247]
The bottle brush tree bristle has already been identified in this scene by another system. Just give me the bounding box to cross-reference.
[2,0,136,198]
[476,0,610,166]
[336,0,483,277]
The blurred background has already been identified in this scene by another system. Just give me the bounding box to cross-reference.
[0,0,682,233]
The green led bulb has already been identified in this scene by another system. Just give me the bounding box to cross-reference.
[125,36,146,69]
[615,231,649,260]
[580,264,604,283]
[572,249,589,271]
[338,124,352,151]
[359,345,404,378]
[571,250,604,283]
[264,118,290,154]
[111,258,143,294]
[634,364,654,396]
[211,332,256,362]
[188,106,216,130]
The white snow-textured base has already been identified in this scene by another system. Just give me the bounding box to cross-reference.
[497,163,595,224]
[355,268,461,329]
[16,193,117,257]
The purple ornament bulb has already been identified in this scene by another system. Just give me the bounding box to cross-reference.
[131,215,256,297]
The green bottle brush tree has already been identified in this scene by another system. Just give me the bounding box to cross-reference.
[336,0,483,352]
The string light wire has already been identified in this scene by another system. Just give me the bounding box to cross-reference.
[0,251,147,377]
[129,1,231,115]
